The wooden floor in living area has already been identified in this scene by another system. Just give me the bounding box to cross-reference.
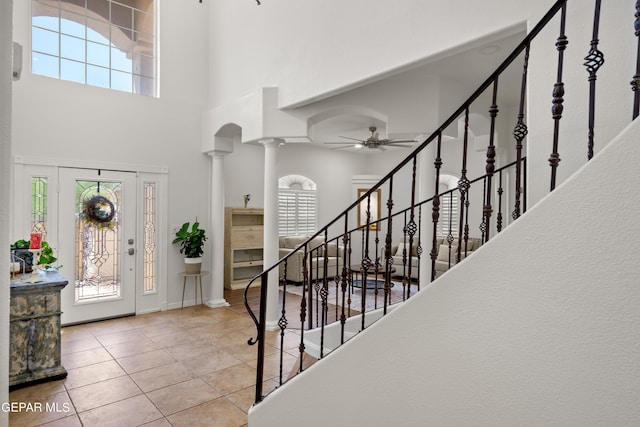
[7,287,307,427]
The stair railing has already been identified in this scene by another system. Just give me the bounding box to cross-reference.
[244,0,640,405]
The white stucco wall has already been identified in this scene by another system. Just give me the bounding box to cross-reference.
[0,1,13,425]
[248,109,640,427]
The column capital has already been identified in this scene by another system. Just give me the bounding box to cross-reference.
[259,138,285,148]
[206,149,231,159]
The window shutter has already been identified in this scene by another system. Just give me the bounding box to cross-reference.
[279,190,316,236]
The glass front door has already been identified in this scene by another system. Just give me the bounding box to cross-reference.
[59,168,137,324]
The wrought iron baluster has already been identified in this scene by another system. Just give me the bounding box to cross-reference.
[431,133,443,282]
[513,44,530,218]
[457,108,471,263]
[278,275,288,385]
[405,156,418,298]
[383,176,394,314]
[497,170,504,233]
[416,204,422,291]
[633,0,640,119]
[550,3,567,189]
[340,213,349,344]
[253,272,269,403]
[585,0,604,160]
[446,192,454,268]
[484,79,499,243]
[480,177,488,243]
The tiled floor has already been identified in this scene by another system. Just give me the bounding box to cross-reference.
[8,288,298,427]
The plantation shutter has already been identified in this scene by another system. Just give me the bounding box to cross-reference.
[440,192,459,238]
[279,190,317,236]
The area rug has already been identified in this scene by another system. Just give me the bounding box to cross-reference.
[281,279,419,314]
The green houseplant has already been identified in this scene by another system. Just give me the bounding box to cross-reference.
[172,220,207,274]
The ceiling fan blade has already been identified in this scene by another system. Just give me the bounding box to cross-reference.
[378,146,387,151]
[386,144,414,148]
[338,136,367,143]
[385,139,418,144]
[325,141,359,145]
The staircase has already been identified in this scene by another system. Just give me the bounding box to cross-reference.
[244,1,640,424]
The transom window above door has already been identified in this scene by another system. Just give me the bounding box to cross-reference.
[31,0,156,97]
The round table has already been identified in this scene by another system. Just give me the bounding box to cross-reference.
[179,271,209,309]
[349,264,395,290]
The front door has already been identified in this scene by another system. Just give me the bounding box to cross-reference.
[59,168,137,324]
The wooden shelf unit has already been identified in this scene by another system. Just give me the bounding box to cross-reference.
[224,207,264,290]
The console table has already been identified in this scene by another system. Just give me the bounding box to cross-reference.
[9,271,68,389]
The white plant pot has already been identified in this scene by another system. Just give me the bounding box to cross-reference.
[184,257,202,274]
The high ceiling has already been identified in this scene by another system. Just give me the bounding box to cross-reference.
[306,27,526,153]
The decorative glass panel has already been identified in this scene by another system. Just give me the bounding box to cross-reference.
[143,182,157,293]
[31,177,48,241]
[74,180,121,302]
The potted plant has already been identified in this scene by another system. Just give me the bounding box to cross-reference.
[172,219,207,274]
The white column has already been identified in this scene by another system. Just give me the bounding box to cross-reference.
[0,1,13,423]
[206,151,230,308]
[261,139,282,330]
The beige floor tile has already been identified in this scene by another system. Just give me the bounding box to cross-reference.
[147,330,202,348]
[140,418,173,426]
[146,378,221,416]
[93,329,147,346]
[78,394,163,427]
[61,346,113,370]
[38,414,83,426]
[8,391,75,427]
[167,397,247,427]
[138,322,190,338]
[184,349,243,376]
[104,336,160,358]
[247,351,298,379]
[202,363,256,395]
[67,375,142,412]
[130,361,197,393]
[63,360,126,390]
[60,325,93,342]
[164,342,221,361]
[60,335,102,355]
[9,379,66,403]
[117,348,176,374]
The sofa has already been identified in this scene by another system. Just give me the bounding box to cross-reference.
[279,235,344,283]
[387,236,483,280]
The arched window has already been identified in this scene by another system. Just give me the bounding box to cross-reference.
[279,175,317,236]
[439,174,460,238]
[31,0,156,96]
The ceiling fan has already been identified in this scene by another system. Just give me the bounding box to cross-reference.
[325,126,417,151]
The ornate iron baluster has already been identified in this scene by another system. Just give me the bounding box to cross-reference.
[550,3,567,189]
[457,108,471,263]
[405,156,418,298]
[497,170,504,233]
[513,44,530,218]
[431,133,443,282]
[383,177,394,314]
[446,192,455,267]
[585,0,604,160]
[633,0,640,119]
[278,274,288,385]
[480,177,487,243]
[340,214,349,344]
[484,79,499,243]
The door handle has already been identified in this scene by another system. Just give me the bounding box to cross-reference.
[128,248,135,255]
